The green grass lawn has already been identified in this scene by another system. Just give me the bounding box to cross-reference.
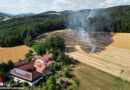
[74,63,130,90]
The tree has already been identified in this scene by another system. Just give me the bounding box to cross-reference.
[25,50,33,62]
[33,36,66,56]
[7,60,14,70]
[0,64,2,71]
[23,82,29,86]
[23,33,34,47]
[0,71,9,82]
[1,62,8,72]
[26,50,33,58]
[46,76,56,85]
[63,67,71,77]
[49,62,59,72]
[44,76,60,90]
[48,84,55,90]
[42,86,48,90]
[32,42,46,55]
[56,51,64,62]
[11,81,22,87]
[45,36,66,51]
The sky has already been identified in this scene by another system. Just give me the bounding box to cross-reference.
[0,0,130,14]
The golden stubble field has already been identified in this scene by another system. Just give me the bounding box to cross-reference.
[68,33,130,81]
[111,33,130,50]
[0,45,31,63]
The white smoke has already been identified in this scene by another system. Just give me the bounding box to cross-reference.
[68,11,98,52]
[68,0,112,53]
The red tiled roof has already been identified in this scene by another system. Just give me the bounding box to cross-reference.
[18,62,34,71]
[40,53,53,62]
[45,61,53,67]
[14,60,29,67]
[9,68,42,82]
[32,71,42,81]
[34,60,46,73]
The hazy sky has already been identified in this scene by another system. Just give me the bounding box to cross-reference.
[0,0,130,14]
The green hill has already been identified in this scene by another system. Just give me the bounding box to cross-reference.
[0,5,130,47]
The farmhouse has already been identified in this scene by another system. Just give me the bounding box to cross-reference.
[8,53,53,86]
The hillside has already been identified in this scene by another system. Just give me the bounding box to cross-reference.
[0,12,11,21]
[0,5,130,47]
[14,13,34,17]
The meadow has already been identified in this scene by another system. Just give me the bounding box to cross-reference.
[75,63,130,90]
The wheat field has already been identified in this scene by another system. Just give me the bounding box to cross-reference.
[0,45,31,63]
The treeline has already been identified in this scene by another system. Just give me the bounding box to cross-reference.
[0,14,67,47]
[68,5,130,33]
[97,5,130,32]
[108,5,130,32]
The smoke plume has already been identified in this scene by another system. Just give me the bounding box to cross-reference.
[67,0,112,53]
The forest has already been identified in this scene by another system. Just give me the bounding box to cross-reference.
[0,5,130,47]
[0,14,67,47]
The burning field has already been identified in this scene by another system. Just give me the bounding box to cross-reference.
[36,29,130,81]
[0,45,31,63]
[36,29,114,53]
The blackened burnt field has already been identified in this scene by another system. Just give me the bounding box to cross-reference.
[36,29,113,53]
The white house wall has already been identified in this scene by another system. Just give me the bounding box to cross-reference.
[8,75,43,86]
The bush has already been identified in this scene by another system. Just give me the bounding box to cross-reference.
[23,82,29,86]
[7,60,14,70]
[25,50,33,58]
[73,79,80,87]
[50,62,60,72]
[25,50,33,62]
